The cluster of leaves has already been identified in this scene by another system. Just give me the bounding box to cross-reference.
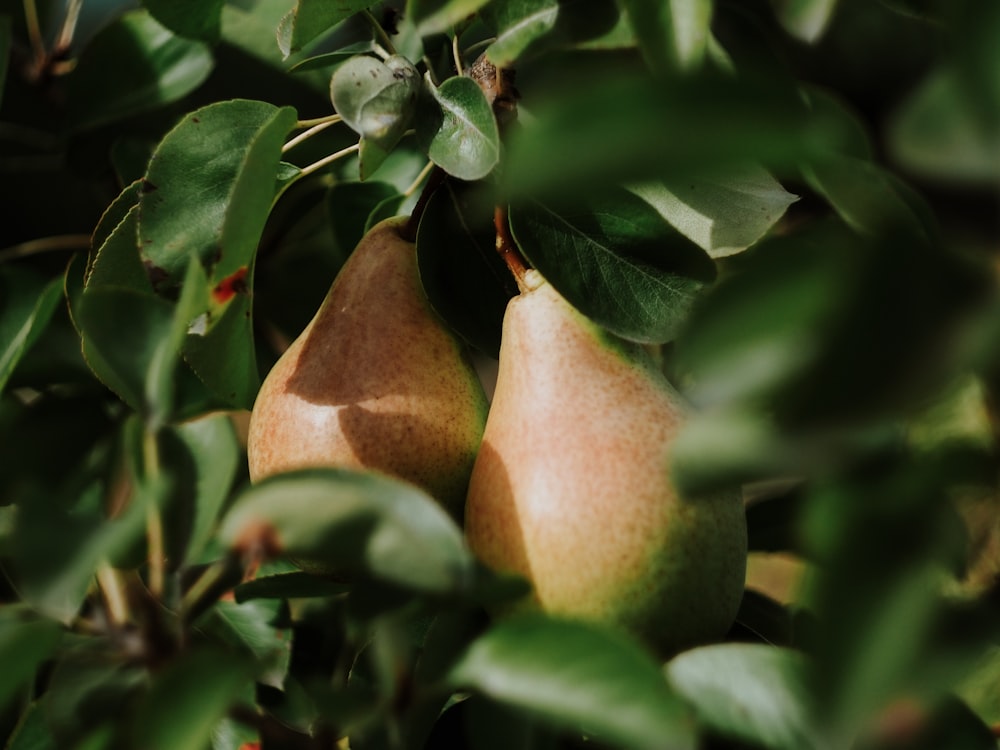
[1,0,1000,749]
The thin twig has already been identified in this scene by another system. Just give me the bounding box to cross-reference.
[362,9,397,56]
[22,0,47,75]
[295,113,343,129]
[403,161,435,198]
[298,142,360,178]
[96,564,130,627]
[0,233,91,263]
[55,0,84,53]
[143,430,166,600]
[282,117,342,153]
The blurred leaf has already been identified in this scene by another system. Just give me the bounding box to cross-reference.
[502,69,856,198]
[330,54,420,150]
[66,10,213,131]
[448,614,695,749]
[416,75,500,180]
[950,0,1000,132]
[803,156,934,242]
[0,267,63,395]
[770,0,840,43]
[410,0,492,34]
[280,0,371,56]
[138,99,297,293]
[234,571,350,602]
[0,606,63,713]
[666,643,826,750]
[12,481,148,623]
[141,0,224,42]
[45,643,146,743]
[627,163,798,259]
[416,179,513,356]
[620,0,713,72]
[200,599,291,688]
[130,648,257,750]
[6,700,57,750]
[482,0,622,66]
[510,186,716,343]
[889,67,1000,184]
[175,413,241,560]
[218,468,474,594]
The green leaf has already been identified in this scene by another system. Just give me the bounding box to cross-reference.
[175,413,241,560]
[6,700,57,750]
[141,0,225,42]
[447,614,695,749]
[130,648,257,750]
[331,54,420,151]
[802,156,935,242]
[66,10,213,131]
[482,0,622,66]
[75,287,175,416]
[889,67,1000,184]
[0,606,63,713]
[282,0,372,56]
[502,70,856,198]
[0,267,64,394]
[770,0,839,43]
[218,468,473,594]
[410,0,493,34]
[416,179,514,356]
[510,187,716,343]
[620,0,714,72]
[666,644,826,750]
[86,205,152,293]
[627,163,798,258]
[200,600,291,688]
[416,75,500,180]
[138,99,297,293]
[183,288,259,409]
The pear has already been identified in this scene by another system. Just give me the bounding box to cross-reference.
[464,270,747,655]
[247,216,488,516]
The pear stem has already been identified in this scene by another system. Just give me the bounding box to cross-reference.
[494,205,530,290]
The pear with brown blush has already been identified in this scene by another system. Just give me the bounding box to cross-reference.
[247,217,488,516]
[464,269,747,655]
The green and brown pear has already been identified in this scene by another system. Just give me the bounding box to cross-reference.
[464,270,747,655]
[247,217,488,515]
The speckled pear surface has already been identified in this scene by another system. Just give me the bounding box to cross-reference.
[464,271,747,655]
[247,217,488,515]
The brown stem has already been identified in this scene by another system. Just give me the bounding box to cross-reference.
[403,166,446,242]
[494,204,530,290]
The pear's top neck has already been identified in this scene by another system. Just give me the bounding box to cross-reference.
[517,269,547,294]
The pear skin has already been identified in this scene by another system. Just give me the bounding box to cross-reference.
[464,271,747,655]
[247,217,488,516]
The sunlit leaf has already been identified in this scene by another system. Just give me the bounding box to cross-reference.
[448,614,695,749]
[416,75,500,180]
[138,99,297,293]
[889,67,1000,184]
[627,163,798,258]
[482,0,621,66]
[219,468,473,593]
[667,644,825,750]
[281,0,372,56]
[620,0,713,72]
[410,0,492,34]
[770,0,840,43]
